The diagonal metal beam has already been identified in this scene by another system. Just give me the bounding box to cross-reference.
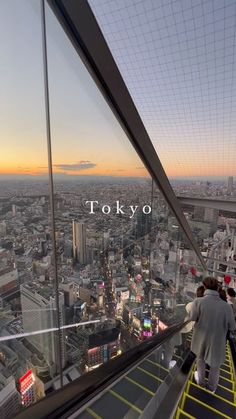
[47,0,206,270]
[178,196,236,213]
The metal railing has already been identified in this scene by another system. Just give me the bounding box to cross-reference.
[15,322,187,419]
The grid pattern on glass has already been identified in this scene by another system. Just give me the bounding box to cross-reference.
[181,202,236,284]
[89,0,236,179]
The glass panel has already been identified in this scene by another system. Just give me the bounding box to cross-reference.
[89,1,236,189]
[73,325,192,418]
[45,0,204,391]
[46,1,154,378]
[89,0,236,303]
[0,0,59,414]
[180,201,236,289]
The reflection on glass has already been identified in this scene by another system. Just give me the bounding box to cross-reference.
[44,0,204,390]
[76,325,191,418]
[0,0,58,414]
[181,202,236,287]
[0,0,207,416]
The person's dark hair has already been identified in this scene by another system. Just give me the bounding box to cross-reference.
[196,285,205,297]
[203,276,218,291]
[219,288,227,302]
[227,288,236,298]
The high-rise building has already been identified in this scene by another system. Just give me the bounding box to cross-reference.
[72,221,87,264]
[193,206,205,221]
[0,250,19,297]
[136,213,152,239]
[227,176,233,195]
[0,373,21,418]
[20,283,66,375]
[0,222,6,238]
[12,205,16,216]
[204,208,219,224]
[0,267,18,297]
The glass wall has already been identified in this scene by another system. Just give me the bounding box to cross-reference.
[0,0,205,416]
[0,0,63,415]
[180,201,236,289]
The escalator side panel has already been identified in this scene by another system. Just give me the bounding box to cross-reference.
[87,391,140,419]
[139,359,169,381]
[111,379,152,410]
[76,411,95,419]
[126,368,161,393]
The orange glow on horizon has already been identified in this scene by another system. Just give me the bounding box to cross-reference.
[1,163,235,178]
[0,165,149,178]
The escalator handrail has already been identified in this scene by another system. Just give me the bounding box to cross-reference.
[15,321,188,419]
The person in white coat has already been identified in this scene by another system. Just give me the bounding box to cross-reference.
[181,285,205,348]
[189,276,236,392]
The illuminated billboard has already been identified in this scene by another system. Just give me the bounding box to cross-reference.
[19,369,36,406]
[19,370,34,394]
[143,318,151,329]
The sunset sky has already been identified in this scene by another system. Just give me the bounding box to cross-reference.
[1,0,236,179]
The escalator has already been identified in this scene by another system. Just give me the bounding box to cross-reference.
[77,344,182,419]
[176,337,236,419]
[15,325,236,419]
[77,335,236,419]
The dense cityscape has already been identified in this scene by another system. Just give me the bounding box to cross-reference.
[0,175,235,416]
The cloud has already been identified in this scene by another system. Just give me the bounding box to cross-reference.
[53,161,97,171]
[135,166,146,170]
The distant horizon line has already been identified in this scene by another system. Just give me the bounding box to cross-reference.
[0,173,234,181]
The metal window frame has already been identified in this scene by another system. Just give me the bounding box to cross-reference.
[41,0,63,387]
[178,196,236,213]
[46,0,206,270]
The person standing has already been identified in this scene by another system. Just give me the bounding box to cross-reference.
[181,285,205,348]
[189,277,236,392]
[218,287,227,302]
[227,288,236,319]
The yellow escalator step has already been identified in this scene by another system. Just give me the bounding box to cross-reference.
[219,366,233,376]
[183,393,232,419]
[189,381,236,407]
[176,407,196,419]
[217,383,234,394]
